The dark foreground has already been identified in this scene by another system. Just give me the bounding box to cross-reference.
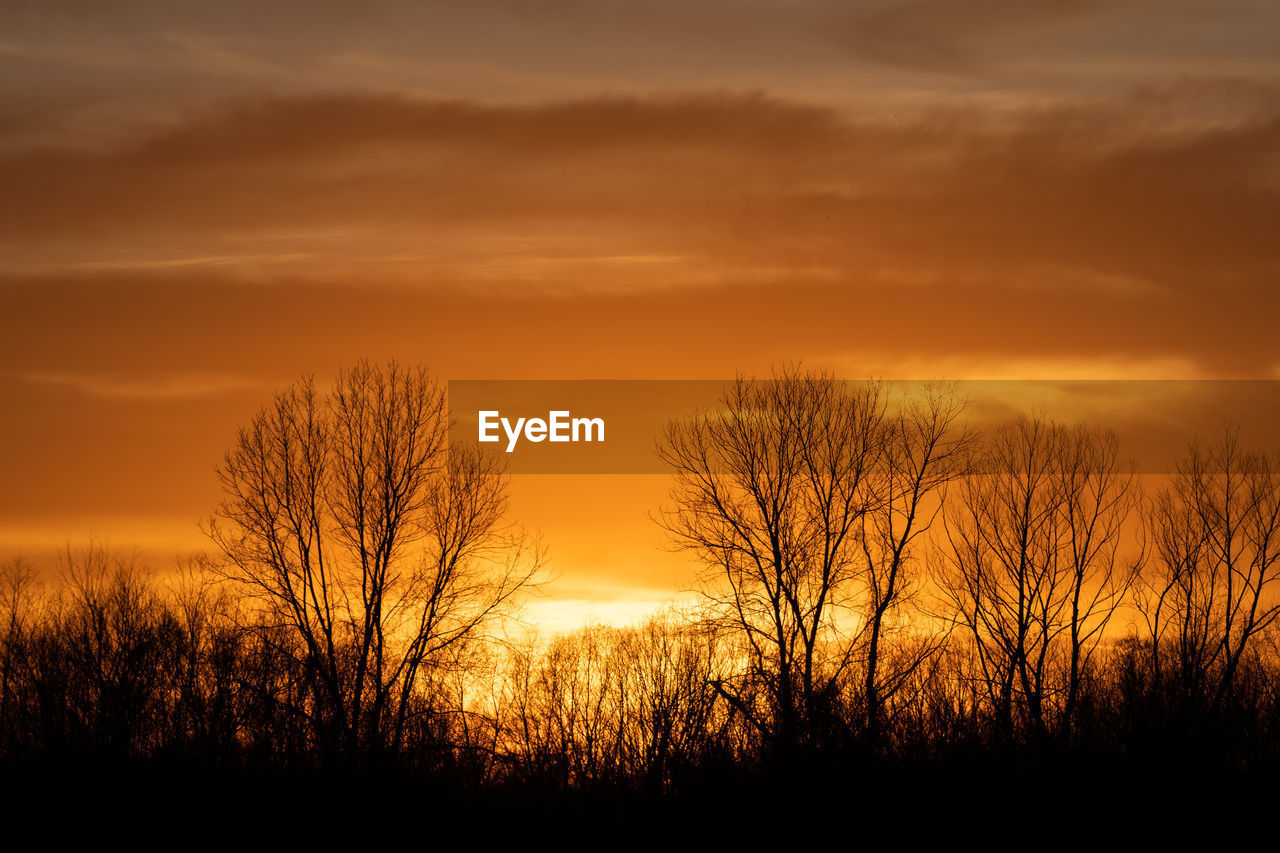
[2,749,1273,847]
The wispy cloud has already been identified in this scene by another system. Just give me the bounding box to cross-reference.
[21,371,278,400]
[829,0,1121,74]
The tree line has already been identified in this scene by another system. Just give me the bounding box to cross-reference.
[1,362,1279,791]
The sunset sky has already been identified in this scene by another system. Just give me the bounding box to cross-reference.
[3,1,1280,629]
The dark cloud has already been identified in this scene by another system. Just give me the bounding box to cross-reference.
[2,88,1278,342]
[829,0,1119,73]
[826,0,1279,77]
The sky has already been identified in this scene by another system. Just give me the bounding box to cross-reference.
[3,1,1280,630]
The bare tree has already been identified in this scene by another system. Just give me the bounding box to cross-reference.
[497,610,723,790]
[656,367,887,750]
[1138,424,1280,712]
[206,359,543,764]
[937,415,1141,741]
[57,543,180,755]
[1055,422,1144,735]
[857,382,971,743]
[0,555,38,750]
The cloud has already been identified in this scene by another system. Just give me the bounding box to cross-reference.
[1,85,1279,384]
[20,370,277,400]
[824,0,1280,79]
[829,0,1120,74]
[1,85,1277,301]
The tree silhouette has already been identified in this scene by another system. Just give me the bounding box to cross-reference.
[1138,424,1280,713]
[656,367,887,751]
[3,366,1280,822]
[856,381,970,744]
[936,415,1142,741]
[205,359,543,765]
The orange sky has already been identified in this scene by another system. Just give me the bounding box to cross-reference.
[3,1,1280,630]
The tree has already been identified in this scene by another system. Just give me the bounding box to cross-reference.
[1054,422,1144,735]
[498,611,722,790]
[206,359,542,765]
[656,367,887,751]
[0,555,38,751]
[856,382,970,744]
[1138,424,1280,712]
[46,544,180,756]
[937,415,1141,741]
